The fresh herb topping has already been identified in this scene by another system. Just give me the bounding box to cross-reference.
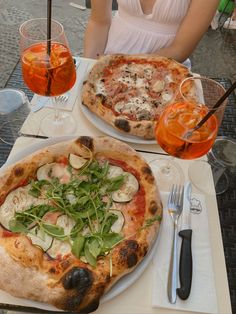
[8,157,160,266]
[9,159,126,266]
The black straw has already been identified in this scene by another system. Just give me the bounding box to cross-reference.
[47,0,52,55]
[192,80,236,132]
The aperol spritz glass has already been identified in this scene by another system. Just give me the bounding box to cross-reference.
[19,18,76,136]
[153,76,227,192]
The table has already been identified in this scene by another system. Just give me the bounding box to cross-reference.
[1,58,235,314]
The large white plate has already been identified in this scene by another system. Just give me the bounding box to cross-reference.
[81,105,156,145]
[2,136,160,306]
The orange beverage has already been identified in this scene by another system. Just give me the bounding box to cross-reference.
[21,42,76,96]
[155,101,218,159]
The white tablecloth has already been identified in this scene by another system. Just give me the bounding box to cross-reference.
[0,57,232,314]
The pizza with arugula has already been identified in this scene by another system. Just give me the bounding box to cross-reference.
[0,136,162,313]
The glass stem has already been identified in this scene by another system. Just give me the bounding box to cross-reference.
[52,97,61,123]
[161,156,174,175]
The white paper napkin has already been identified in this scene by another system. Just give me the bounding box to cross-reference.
[30,57,92,112]
[152,193,218,314]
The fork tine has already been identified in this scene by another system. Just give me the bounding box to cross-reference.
[168,185,175,204]
[176,185,181,205]
[173,185,178,204]
[179,185,184,207]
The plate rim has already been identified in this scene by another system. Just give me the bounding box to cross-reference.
[81,104,157,145]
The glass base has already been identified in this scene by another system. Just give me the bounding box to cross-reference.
[40,112,76,136]
[0,119,23,146]
[149,157,184,192]
[214,172,229,195]
[188,160,229,195]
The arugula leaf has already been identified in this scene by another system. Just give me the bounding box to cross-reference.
[11,158,129,266]
[84,241,97,267]
[29,180,51,197]
[72,235,85,258]
[102,213,118,233]
[42,223,65,239]
[87,237,102,259]
[106,175,125,192]
[102,233,123,251]
[142,215,162,228]
[9,219,28,234]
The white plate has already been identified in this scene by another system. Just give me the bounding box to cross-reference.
[81,105,156,145]
[2,136,160,305]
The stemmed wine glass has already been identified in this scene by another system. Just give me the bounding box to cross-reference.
[19,18,76,136]
[189,136,236,195]
[151,76,227,192]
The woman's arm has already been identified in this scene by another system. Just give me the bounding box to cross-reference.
[84,0,113,59]
[156,0,219,62]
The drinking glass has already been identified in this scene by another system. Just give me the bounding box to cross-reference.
[152,76,227,192]
[0,88,31,145]
[19,18,76,136]
[189,136,236,195]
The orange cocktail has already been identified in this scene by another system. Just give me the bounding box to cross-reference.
[21,42,76,97]
[155,101,218,159]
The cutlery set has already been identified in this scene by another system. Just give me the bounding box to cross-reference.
[167,182,193,304]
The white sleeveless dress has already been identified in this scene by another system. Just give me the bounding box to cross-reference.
[104,0,191,66]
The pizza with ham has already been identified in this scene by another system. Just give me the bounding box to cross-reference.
[0,136,162,313]
[82,54,192,139]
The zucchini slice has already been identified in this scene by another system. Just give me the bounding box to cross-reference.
[109,210,125,233]
[107,165,124,178]
[37,163,71,183]
[69,154,87,169]
[112,172,139,202]
[46,215,76,259]
[56,215,76,236]
[27,226,53,252]
[47,238,72,259]
[36,163,54,181]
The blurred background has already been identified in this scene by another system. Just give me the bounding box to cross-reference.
[0,0,235,90]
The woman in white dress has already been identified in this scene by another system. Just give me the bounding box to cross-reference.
[84,0,219,66]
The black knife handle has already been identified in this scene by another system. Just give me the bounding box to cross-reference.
[177,229,192,300]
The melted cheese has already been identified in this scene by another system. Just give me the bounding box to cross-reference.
[96,80,106,95]
[165,74,174,83]
[115,97,152,119]
[161,92,173,103]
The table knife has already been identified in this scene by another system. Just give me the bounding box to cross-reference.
[177,181,193,300]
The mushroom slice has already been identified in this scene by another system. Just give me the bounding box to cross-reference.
[112,172,139,203]
[152,80,165,93]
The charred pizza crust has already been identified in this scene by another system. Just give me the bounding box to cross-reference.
[0,136,162,313]
[82,54,192,140]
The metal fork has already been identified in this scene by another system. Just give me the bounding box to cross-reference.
[56,94,69,104]
[167,184,184,304]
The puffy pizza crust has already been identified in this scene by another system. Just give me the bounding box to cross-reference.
[82,54,191,140]
[0,136,162,313]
